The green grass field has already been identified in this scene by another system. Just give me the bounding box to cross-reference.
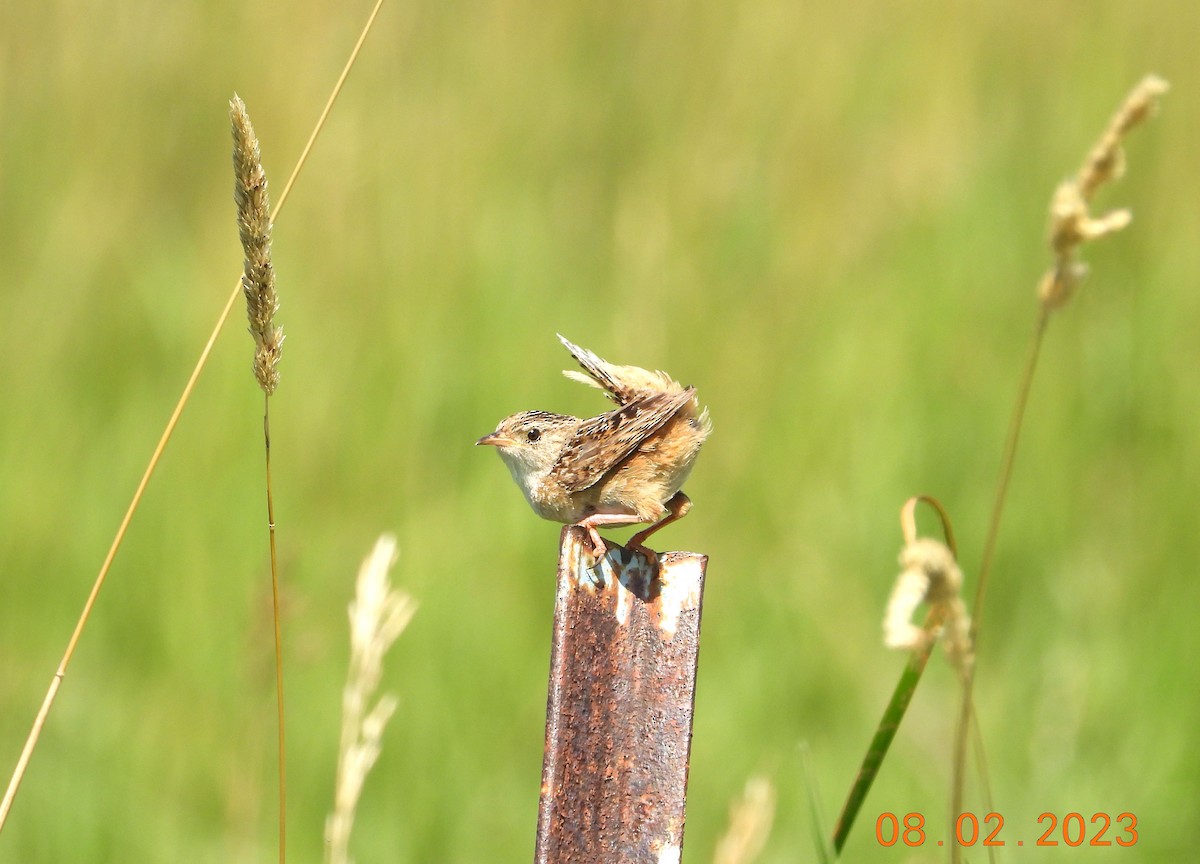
[2,1,1197,860]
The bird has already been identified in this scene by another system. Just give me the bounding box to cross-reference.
[477,335,711,557]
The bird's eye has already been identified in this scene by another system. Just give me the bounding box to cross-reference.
[527,428,541,443]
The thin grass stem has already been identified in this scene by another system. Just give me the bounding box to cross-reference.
[265,400,286,864]
[949,307,1047,859]
[0,283,242,830]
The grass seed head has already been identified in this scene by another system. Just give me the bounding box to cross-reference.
[1038,75,1168,311]
[230,94,284,395]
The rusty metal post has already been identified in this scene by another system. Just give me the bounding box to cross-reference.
[534,526,708,864]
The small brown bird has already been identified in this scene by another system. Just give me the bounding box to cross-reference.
[477,335,711,556]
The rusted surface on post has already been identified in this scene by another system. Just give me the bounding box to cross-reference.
[534,526,707,864]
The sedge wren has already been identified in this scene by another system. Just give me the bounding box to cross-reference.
[477,335,711,556]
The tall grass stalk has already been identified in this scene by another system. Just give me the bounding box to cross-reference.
[0,0,388,835]
[231,92,287,863]
[832,76,1165,857]
[949,74,1168,862]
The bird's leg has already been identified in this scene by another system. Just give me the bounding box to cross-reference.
[575,511,644,559]
[627,492,692,552]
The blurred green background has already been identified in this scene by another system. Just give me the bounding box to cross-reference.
[1,0,1196,860]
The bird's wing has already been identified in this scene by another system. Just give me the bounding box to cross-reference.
[549,388,694,493]
[558,334,676,404]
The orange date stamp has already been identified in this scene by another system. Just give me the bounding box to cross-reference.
[875,811,1138,848]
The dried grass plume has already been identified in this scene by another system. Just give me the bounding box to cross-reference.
[1038,75,1169,311]
[884,538,972,673]
[326,534,416,864]
[230,94,284,394]
[713,776,776,864]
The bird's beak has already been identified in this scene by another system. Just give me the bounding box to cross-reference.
[476,431,515,447]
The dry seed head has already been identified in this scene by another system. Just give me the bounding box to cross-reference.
[1077,75,1169,200]
[1038,75,1168,311]
[884,538,972,671]
[328,534,416,864]
[348,535,416,689]
[230,94,284,394]
[713,776,776,864]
